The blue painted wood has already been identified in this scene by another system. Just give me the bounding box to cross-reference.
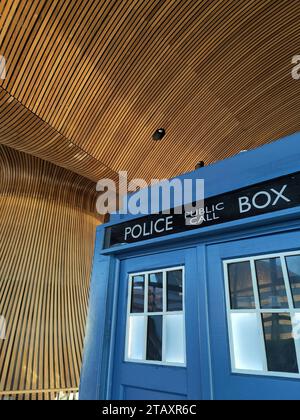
[79,227,119,400]
[207,230,300,400]
[123,387,187,400]
[111,249,203,400]
[110,131,300,223]
[196,245,214,400]
[80,132,300,400]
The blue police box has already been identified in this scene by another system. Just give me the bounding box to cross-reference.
[80,132,300,400]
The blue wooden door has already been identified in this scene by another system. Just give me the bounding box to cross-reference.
[111,248,203,400]
[207,230,300,400]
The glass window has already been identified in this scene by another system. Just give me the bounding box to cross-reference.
[225,251,300,379]
[146,316,163,361]
[148,272,163,312]
[167,270,183,311]
[262,313,298,374]
[165,314,185,364]
[127,316,145,361]
[230,313,264,371]
[228,261,255,309]
[126,267,185,366]
[255,258,288,309]
[286,255,300,309]
[130,275,144,313]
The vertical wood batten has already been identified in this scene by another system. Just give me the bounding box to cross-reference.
[0,144,101,399]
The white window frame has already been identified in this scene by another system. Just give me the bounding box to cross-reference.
[224,250,300,379]
[125,266,186,367]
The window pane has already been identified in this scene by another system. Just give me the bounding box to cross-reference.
[148,272,163,312]
[262,313,299,373]
[127,316,145,360]
[146,316,162,361]
[230,313,264,371]
[228,262,255,309]
[130,275,144,313]
[165,314,185,364]
[167,270,183,311]
[286,255,300,309]
[292,313,300,344]
[255,258,288,309]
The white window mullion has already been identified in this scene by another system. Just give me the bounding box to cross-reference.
[125,267,185,367]
[281,255,295,310]
[223,262,237,370]
[282,255,300,373]
[162,316,166,363]
[163,270,167,313]
[143,273,149,360]
[250,259,261,310]
[144,272,149,314]
[225,252,300,378]
[250,259,268,372]
[125,275,133,361]
[127,275,133,314]
[162,270,167,363]
[143,316,148,361]
[291,312,300,375]
[182,266,186,366]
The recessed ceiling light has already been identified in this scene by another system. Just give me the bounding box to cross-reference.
[152,128,166,141]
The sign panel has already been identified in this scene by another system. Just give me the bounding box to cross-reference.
[105,172,300,247]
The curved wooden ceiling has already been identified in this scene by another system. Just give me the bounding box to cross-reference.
[1,0,300,182]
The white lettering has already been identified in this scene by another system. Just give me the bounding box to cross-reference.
[124,227,131,241]
[123,216,174,241]
[252,191,272,209]
[118,171,128,214]
[165,216,174,231]
[270,185,290,205]
[150,178,183,214]
[215,202,225,211]
[154,218,166,233]
[239,185,290,214]
[102,404,136,418]
[239,196,251,213]
[131,224,142,239]
[127,178,149,215]
[96,179,117,214]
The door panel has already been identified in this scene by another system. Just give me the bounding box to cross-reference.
[112,248,202,400]
[207,230,300,400]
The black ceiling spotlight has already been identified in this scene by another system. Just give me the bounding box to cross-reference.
[152,128,166,141]
[195,161,205,169]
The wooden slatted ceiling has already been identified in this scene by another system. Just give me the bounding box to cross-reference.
[1,0,300,182]
[0,87,119,182]
[0,144,101,400]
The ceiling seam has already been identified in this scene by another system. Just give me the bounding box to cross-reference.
[0,84,120,180]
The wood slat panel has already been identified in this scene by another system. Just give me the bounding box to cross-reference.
[0,388,78,400]
[0,87,119,183]
[0,144,100,399]
[1,0,300,182]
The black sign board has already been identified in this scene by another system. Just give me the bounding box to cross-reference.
[104,172,300,248]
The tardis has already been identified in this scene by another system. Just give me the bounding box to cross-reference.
[80,132,300,400]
